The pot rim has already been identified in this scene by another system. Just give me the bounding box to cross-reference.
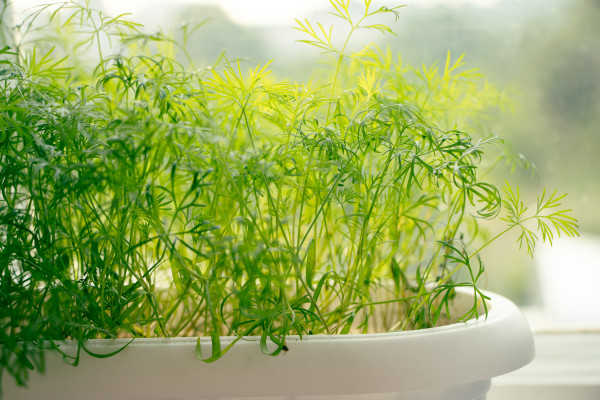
[4,288,535,399]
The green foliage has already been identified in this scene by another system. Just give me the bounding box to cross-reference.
[498,183,579,256]
[0,0,578,393]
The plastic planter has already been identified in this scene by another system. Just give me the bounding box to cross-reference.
[3,288,534,400]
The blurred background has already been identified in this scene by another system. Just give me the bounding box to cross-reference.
[3,0,599,329]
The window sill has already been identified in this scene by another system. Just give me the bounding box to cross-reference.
[488,333,600,400]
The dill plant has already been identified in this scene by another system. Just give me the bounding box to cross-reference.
[0,0,578,392]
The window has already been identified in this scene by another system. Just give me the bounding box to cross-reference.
[3,1,598,398]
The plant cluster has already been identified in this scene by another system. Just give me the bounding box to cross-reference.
[0,0,577,393]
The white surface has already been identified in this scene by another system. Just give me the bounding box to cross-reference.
[535,234,600,328]
[488,333,600,400]
[3,289,533,400]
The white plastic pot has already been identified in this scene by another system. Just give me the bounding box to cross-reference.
[3,288,534,400]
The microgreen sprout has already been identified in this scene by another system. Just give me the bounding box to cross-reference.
[0,0,578,394]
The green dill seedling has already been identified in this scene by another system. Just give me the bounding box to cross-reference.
[0,0,578,394]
